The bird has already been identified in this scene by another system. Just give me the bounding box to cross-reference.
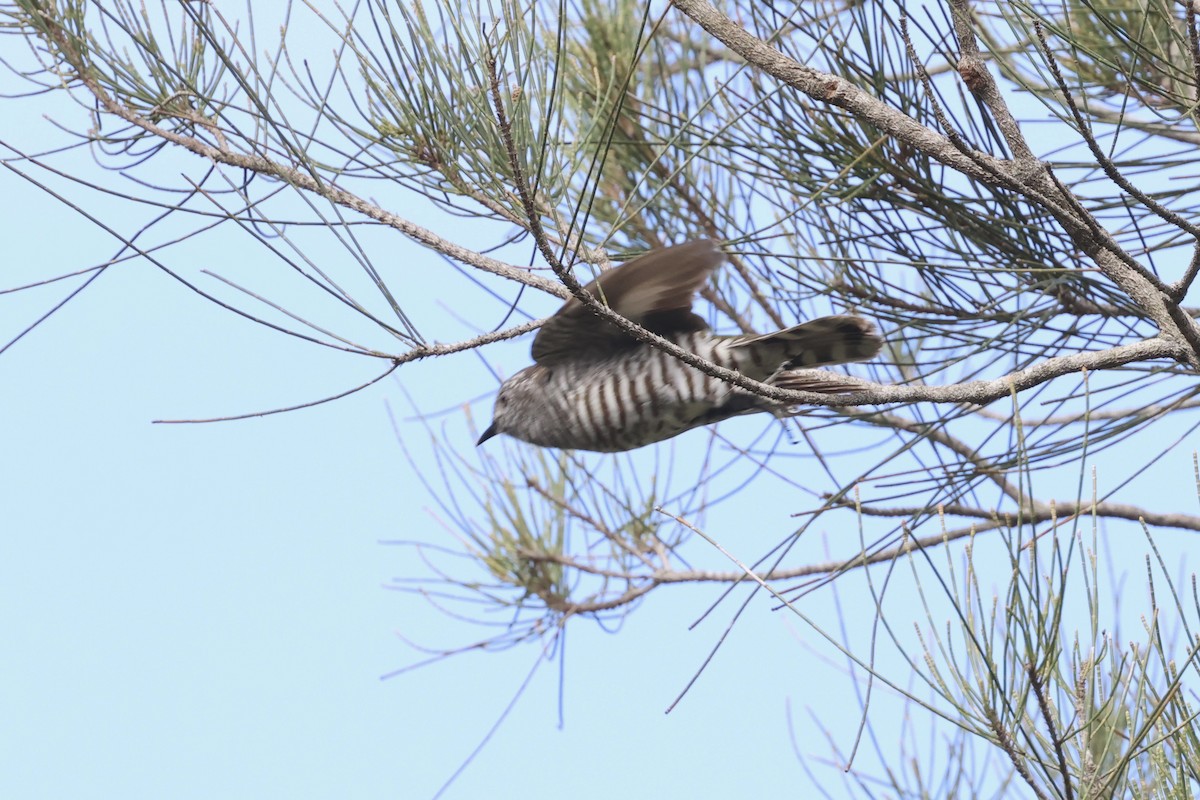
[476,240,882,452]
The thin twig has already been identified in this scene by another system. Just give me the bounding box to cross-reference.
[1029,663,1075,800]
[1033,22,1200,244]
[153,361,403,423]
[822,496,1200,532]
[486,46,564,274]
[152,319,545,423]
[984,704,1053,800]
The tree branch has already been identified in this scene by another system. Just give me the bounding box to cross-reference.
[26,5,571,302]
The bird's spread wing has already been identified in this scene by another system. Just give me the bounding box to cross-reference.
[531,240,723,366]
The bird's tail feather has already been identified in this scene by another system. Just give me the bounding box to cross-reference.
[770,370,870,394]
[729,315,882,369]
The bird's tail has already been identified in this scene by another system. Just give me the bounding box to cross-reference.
[768,370,869,394]
[728,315,882,372]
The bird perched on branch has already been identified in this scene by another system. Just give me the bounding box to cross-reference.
[477,240,881,452]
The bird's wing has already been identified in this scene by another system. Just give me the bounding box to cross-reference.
[531,240,723,366]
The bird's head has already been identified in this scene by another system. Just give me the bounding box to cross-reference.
[476,365,544,447]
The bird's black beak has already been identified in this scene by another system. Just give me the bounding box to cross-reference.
[476,423,499,446]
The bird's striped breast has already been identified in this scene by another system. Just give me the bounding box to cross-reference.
[538,334,748,452]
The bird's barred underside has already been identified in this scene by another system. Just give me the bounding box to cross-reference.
[549,334,736,452]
